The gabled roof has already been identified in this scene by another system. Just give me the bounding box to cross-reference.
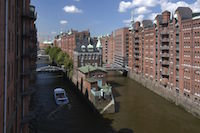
[74,37,99,52]
[155,15,162,24]
[142,20,153,28]
[176,7,192,20]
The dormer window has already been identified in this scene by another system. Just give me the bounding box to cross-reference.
[87,44,94,52]
[81,45,86,52]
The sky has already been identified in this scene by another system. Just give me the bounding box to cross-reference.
[31,0,200,42]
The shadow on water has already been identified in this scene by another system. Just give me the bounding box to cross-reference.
[118,128,134,133]
[30,60,134,133]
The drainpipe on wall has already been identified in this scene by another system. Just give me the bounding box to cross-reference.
[4,0,8,133]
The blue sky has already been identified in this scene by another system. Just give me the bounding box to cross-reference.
[31,0,199,41]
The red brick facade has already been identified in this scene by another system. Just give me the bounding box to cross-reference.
[54,30,90,59]
[77,68,107,100]
[0,0,37,133]
[101,34,114,64]
[128,7,200,102]
[113,28,130,67]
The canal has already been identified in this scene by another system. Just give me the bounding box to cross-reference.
[32,58,200,133]
[31,59,114,133]
[104,72,200,133]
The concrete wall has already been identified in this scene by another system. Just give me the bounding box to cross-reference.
[128,72,200,119]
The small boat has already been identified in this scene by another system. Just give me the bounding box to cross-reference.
[54,88,69,105]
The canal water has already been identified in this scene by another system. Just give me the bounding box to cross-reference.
[32,58,200,133]
[104,72,200,133]
[31,60,114,133]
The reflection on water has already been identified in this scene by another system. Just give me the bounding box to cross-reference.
[104,72,200,133]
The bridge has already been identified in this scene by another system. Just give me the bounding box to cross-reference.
[36,65,66,72]
[103,64,129,72]
[37,54,50,60]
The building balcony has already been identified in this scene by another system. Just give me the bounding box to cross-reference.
[161,61,169,66]
[161,53,169,58]
[135,39,139,43]
[134,55,140,59]
[161,45,169,50]
[161,71,169,76]
[161,30,169,35]
[134,50,139,54]
[161,38,169,42]
[135,45,139,49]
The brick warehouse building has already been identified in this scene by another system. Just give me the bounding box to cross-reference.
[113,27,130,67]
[0,0,37,133]
[100,34,114,64]
[54,29,90,59]
[128,7,200,107]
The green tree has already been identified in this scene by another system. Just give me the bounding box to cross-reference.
[49,47,61,61]
[45,46,51,54]
[56,51,65,66]
[45,46,73,78]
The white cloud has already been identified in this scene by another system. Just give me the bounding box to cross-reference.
[119,0,200,24]
[118,0,158,13]
[148,12,159,20]
[118,1,132,12]
[60,20,68,25]
[63,5,82,13]
[74,0,80,2]
[134,15,144,21]
[123,19,132,26]
[134,6,151,14]
[160,0,200,13]
[123,19,131,24]
[133,0,159,7]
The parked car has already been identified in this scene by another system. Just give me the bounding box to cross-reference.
[54,88,69,105]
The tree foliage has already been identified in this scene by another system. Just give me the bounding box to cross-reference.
[45,46,74,78]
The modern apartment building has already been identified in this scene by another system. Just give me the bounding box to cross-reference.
[0,0,37,133]
[129,7,200,103]
[113,27,130,67]
[54,30,90,59]
[100,34,114,64]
